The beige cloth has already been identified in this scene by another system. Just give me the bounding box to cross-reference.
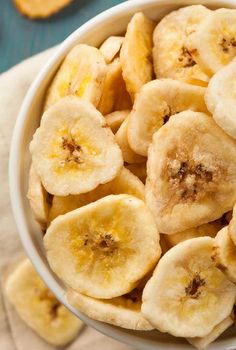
[0,49,133,350]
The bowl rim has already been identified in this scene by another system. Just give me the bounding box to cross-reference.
[8,0,236,349]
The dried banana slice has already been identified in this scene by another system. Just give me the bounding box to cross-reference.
[99,36,124,63]
[44,44,107,109]
[187,9,236,76]
[48,167,144,223]
[13,0,72,19]
[116,117,146,164]
[125,162,147,184]
[142,237,236,338]
[30,96,123,196]
[27,164,51,230]
[97,58,132,115]
[44,194,161,299]
[212,226,236,283]
[146,111,236,234]
[5,259,83,346]
[187,314,234,350]
[128,79,207,156]
[205,60,236,139]
[66,286,153,331]
[164,219,224,248]
[120,12,155,100]
[105,110,130,134]
[153,5,210,86]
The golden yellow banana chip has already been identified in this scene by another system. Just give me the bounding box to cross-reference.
[97,58,132,115]
[153,5,210,86]
[5,259,83,346]
[44,194,161,299]
[13,0,73,19]
[120,12,155,100]
[30,96,123,196]
[44,44,107,110]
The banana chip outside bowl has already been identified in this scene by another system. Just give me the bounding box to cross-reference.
[9,0,236,349]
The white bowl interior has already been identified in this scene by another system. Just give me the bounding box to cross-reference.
[9,0,236,349]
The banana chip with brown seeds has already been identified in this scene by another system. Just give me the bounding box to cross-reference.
[30,96,123,196]
[128,78,208,156]
[153,5,210,86]
[44,194,161,299]
[5,259,83,346]
[146,111,236,234]
[187,9,236,76]
[142,237,236,338]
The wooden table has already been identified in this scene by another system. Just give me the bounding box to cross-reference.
[1,0,124,73]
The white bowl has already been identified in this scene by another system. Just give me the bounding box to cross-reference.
[9,0,236,349]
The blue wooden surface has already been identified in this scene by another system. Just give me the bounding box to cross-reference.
[1,0,125,73]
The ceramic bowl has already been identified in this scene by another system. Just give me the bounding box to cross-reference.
[9,0,236,349]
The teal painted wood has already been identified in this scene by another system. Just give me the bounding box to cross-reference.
[1,0,125,73]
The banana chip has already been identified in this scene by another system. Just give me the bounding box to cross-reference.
[187,9,236,76]
[44,44,107,110]
[48,167,144,223]
[30,96,123,196]
[5,259,83,346]
[153,5,210,86]
[120,12,155,100]
[99,36,124,64]
[44,194,161,299]
[128,79,207,156]
[13,0,72,19]
[164,219,224,248]
[146,111,236,234]
[105,110,130,134]
[116,117,146,164]
[66,287,153,331]
[187,314,234,350]
[142,237,236,338]
[205,60,236,139]
[27,164,51,230]
[212,226,236,283]
[97,58,132,115]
